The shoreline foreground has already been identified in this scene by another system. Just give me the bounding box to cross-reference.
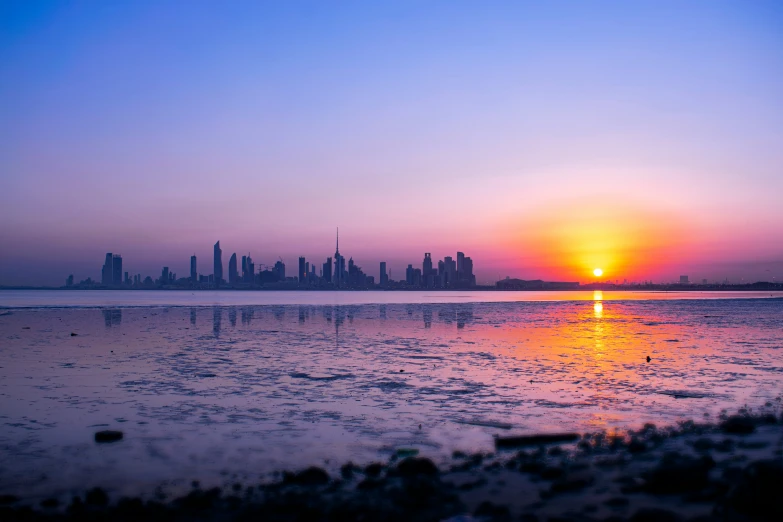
[2,407,781,522]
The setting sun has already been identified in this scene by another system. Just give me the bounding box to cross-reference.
[593,268,603,277]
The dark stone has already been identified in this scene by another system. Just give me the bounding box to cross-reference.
[539,466,564,480]
[629,508,682,522]
[627,437,646,453]
[604,497,629,507]
[94,430,123,443]
[177,487,221,511]
[395,457,438,477]
[495,433,579,449]
[0,495,19,505]
[550,472,593,493]
[644,452,715,494]
[364,462,384,478]
[475,501,511,520]
[340,463,355,480]
[70,332,78,336]
[721,415,755,434]
[85,487,108,506]
[40,498,59,508]
[724,459,783,519]
[290,467,329,486]
[67,496,85,516]
[692,438,714,451]
[357,478,385,490]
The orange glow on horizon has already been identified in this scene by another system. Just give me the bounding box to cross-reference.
[498,201,694,282]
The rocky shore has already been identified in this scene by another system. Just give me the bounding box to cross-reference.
[2,408,782,521]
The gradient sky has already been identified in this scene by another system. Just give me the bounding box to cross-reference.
[1,0,782,286]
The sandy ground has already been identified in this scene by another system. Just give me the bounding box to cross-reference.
[1,408,782,521]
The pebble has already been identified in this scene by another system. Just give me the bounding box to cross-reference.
[94,430,123,443]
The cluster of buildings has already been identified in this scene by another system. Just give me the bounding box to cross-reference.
[65,231,479,290]
[403,252,476,288]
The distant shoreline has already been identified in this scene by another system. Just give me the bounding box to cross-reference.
[1,284,782,292]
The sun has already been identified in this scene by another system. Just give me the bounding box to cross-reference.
[593,268,603,277]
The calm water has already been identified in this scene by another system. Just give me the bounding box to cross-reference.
[1,289,781,308]
[1,291,782,499]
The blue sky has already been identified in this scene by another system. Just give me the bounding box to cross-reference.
[1,1,782,285]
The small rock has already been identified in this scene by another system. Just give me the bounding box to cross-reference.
[643,452,715,494]
[364,463,384,478]
[40,498,59,508]
[0,494,20,505]
[475,501,511,520]
[395,457,438,477]
[630,508,682,522]
[340,463,356,480]
[290,467,329,486]
[85,487,108,506]
[724,459,783,519]
[495,433,579,449]
[646,356,651,362]
[94,430,123,443]
[70,332,78,336]
[627,437,647,453]
[721,415,755,434]
[550,472,593,493]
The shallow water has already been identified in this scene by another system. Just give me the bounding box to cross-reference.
[1,296,782,499]
[1,289,781,308]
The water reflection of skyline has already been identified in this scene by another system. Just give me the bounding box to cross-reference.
[101,308,121,327]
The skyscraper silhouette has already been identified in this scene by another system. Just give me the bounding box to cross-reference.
[229,253,238,284]
[112,255,122,285]
[214,241,223,286]
[190,255,197,282]
[102,253,113,285]
[299,256,306,283]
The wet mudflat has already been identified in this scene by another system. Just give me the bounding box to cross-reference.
[0,298,782,515]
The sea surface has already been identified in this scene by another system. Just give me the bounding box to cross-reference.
[1,290,782,500]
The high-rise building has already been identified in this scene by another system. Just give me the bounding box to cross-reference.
[274,260,285,280]
[423,253,433,276]
[380,262,387,287]
[102,253,113,285]
[406,264,414,285]
[443,256,456,286]
[112,255,122,285]
[333,228,344,287]
[213,241,223,286]
[66,275,74,287]
[457,252,465,279]
[244,255,254,284]
[190,255,197,281]
[463,256,475,286]
[161,266,169,284]
[299,256,307,283]
[323,257,332,283]
[229,253,238,284]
